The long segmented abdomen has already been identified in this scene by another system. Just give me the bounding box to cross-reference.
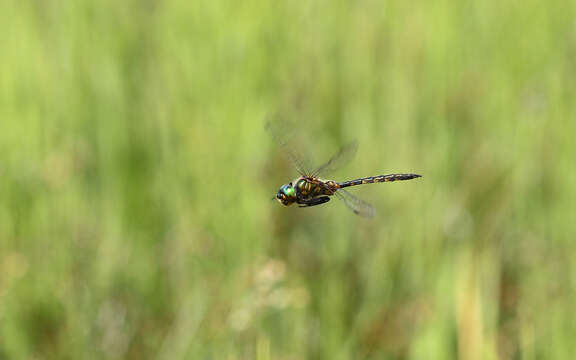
[337,173,421,188]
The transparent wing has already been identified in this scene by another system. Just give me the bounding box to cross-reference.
[311,140,358,178]
[334,188,376,217]
[265,117,313,176]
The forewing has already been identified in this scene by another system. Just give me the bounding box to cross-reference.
[311,140,358,177]
[265,117,312,176]
[334,188,376,217]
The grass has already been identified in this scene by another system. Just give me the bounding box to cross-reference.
[1,0,576,359]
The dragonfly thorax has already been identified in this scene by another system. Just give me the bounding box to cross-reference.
[294,178,313,197]
[294,177,338,200]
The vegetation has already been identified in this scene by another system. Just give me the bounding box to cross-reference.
[1,0,575,358]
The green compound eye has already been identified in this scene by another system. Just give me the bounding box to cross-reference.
[283,185,295,197]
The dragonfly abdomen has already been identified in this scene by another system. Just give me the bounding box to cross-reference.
[337,173,421,188]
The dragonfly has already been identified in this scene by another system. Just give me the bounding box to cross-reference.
[267,119,422,217]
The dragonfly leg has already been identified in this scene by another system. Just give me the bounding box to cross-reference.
[297,196,331,208]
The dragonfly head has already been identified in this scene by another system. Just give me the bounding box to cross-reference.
[276,183,297,206]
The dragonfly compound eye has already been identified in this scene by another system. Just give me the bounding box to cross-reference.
[276,185,295,206]
[282,185,295,197]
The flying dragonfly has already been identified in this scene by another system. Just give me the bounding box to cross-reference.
[267,119,421,217]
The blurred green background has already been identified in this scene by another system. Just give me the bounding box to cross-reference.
[1,0,576,359]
